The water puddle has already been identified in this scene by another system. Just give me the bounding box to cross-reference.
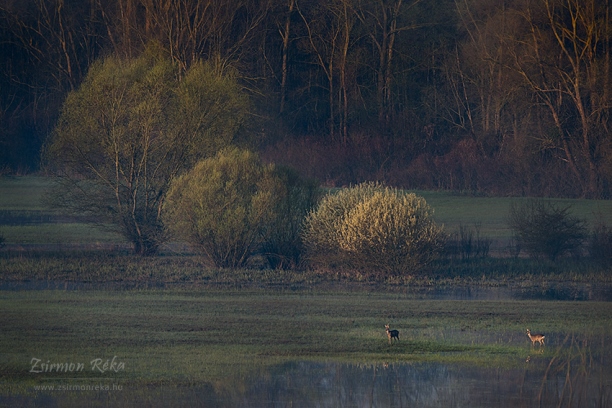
[4,354,610,407]
[3,333,610,407]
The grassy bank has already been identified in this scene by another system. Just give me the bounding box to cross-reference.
[2,289,611,387]
[1,251,611,289]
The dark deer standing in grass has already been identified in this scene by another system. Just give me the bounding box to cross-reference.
[526,329,545,347]
[385,324,400,345]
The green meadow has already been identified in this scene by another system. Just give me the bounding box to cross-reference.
[417,190,612,243]
[3,176,612,248]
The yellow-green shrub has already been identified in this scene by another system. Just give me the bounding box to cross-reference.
[303,183,445,274]
[164,148,276,268]
[302,182,382,268]
[164,148,318,268]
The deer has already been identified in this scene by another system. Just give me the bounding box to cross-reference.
[526,329,545,347]
[385,324,400,345]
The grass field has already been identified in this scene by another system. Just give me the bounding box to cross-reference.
[416,190,612,242]
[0,176,50,211]
[2,289,611,387]
[0,176,124,245]
[2,176,612,248]
[0,176,612,244]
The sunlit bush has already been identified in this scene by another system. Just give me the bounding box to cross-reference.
[303,183,445,275]
[302,182,382,268]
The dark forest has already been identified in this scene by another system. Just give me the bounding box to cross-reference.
[1,0,610,198]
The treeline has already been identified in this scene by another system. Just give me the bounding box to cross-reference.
[1,0,611,198]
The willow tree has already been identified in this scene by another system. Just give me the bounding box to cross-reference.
[45,47,250,254]
[164,148,320,269]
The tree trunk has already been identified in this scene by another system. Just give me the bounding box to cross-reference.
[279,0,295,114]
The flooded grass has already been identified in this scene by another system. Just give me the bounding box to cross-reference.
[2,251,611,293]
[1,289,611,388]
[2,177,612,405]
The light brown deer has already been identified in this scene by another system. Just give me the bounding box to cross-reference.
[385,324,400,344]
[526,329,545,347]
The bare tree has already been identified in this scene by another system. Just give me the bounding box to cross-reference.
[354,0,425,127]
[97,0,270,73]
[510,0,612,198]
[297,0,356,144]
[449,1,523,144]
[1,0,103,92]
[278,0,296,114]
